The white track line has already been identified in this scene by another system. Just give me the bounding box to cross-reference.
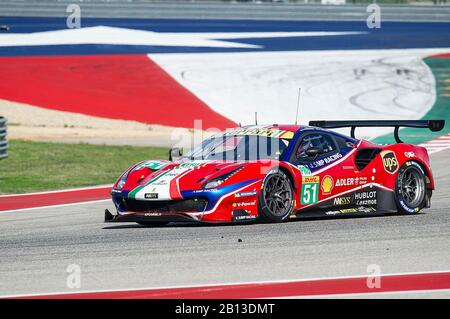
[284,288,450,299]
[0,184,112,198]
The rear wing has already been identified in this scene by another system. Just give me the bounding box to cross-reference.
[308,120,445,143]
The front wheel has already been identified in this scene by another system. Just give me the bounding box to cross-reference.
[258,170,294,223]
[395,161,427,214]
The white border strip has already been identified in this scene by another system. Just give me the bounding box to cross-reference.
[0,184,112,198]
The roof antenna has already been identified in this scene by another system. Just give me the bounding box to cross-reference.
[295,88,301,125]
[255,111,258,125]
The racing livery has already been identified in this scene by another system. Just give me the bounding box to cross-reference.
[105,120,445,225]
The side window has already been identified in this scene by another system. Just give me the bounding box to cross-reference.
[333,134,356,150]
[293,133,338,164]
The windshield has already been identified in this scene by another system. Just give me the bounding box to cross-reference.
[183,135,291,161]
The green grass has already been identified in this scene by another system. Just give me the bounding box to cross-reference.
[0,140,168,194]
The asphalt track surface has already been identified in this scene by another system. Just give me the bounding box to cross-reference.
[1,1,450,22]
[0,149,449,297]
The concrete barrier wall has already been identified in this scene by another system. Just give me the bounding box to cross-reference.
[0,0,449,22]
[0,117,7,160]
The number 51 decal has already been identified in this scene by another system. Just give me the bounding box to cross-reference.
[301,176,320,205]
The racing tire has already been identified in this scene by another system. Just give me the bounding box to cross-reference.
[394,161,427,214]
[258,170,294,223]
[137,222,169,227]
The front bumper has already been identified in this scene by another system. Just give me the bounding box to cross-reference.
[104,209,199,223]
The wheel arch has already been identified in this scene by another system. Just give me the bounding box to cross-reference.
[400,158,434,190]
[258,166,296,222]
[394,159,429,213]
[278,166,297,190]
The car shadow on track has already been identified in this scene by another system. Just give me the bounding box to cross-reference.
[101,212,422,229]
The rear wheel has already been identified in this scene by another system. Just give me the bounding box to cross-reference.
[258,170,294,223]
[137,222,169,227]
[395,161,426,214]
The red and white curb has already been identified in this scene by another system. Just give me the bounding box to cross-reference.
[4,270,450,299]
[0,185,112,213]
[419,133,450,154]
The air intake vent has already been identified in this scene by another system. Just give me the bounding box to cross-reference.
[123,198,208,213]
[355,148,381,171]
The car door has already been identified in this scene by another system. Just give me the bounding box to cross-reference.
[289,131,357,210]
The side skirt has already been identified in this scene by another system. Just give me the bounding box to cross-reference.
[292,187,397,219]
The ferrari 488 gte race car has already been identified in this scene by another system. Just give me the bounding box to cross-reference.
[105,120,444,225]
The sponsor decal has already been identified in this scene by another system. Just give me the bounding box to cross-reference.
[233,208,257,221]
[404,151,415,158]
[339,208,358,214]
[326,208,356,216]
[381,150,399,174]
[233,201,256,208]
[326,206,376,216]
[234,214,257,221]
[354,190,377,206]
[235,191,257,198]
[192,188,220,193]
[308,153,343,169]
[297,165,312,176]
[406,161,426,175]
[221,127,293,139]
[335,178,355,187]
[301,176,319,205]
[144,212,162,217]
[356,177,368,185]
[333,196,351,206]
[331,190,377,207]
[177,162,203,169]
[135,160,168,171]
[144,193,158,199]
[399,199,419,213]
[303,176,320,184]
[321,175,334,194]
[357,206,377,213]
[335,177,368,187]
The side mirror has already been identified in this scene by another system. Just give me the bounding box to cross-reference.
[305,147,323,158]
[169,147,183,161]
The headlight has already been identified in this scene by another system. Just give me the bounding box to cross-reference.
[203,179,225,189]
[202,166,244,189]
[116,176,127,190]
[115,168,132,190]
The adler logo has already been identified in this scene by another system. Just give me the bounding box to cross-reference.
[381,151,398,174]
[145,193,158,199]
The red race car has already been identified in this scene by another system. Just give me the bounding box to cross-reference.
[105,120,444,225]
